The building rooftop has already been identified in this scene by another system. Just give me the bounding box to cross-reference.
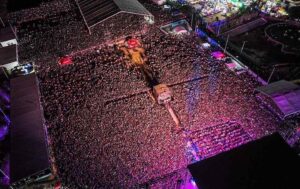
[0,27,15,42]
[0,45,17,66]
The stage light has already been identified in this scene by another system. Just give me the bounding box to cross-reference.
[59,56,72,66]
[211,51,225,59]
[191,178,196,186]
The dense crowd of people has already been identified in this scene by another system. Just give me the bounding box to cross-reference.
[190,121,252,158]
[37,24,281,188]
[16,1,147,68]
[8,0,71,24]
[10,0,299,188]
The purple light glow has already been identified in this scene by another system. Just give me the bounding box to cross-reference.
[0,126,8,141]
[0,156,10,186]
[0,89,10,104]
[211,51,225,60]
[185,178,198,189]
[191,178,196,186]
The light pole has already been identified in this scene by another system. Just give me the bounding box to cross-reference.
[0,168,9,181]
[240,41,247,54]
[224,35,230,54]
[0,17,5,27]
[0,107,10,124]
[217,21,222,36]
[267,66,276,84]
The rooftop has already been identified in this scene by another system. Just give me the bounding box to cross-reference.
[0,45,17,66]
[0,27,15,42]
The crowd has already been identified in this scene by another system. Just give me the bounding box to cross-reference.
[37,24,282,188]
[16,1,146,68]
[8,0,71,24]
[190,121,252,158]
[279,117,300,149]
[11,0,298,188]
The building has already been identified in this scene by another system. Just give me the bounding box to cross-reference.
[0,45,18,75]
[0,27,17,47]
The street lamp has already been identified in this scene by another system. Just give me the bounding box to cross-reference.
[240,41,247,53]
[224,35,230,54]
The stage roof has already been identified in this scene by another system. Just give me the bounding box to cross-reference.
[76,0,153,32]
[10,74,50,183]
[188,133,300,189]
[114,0,153,17]
[255,80,300,118]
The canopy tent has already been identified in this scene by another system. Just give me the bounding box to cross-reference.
[75,0,154,34]
[255,80,300,119]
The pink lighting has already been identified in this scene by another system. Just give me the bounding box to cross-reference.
[127,38,140,48]
[185,178,198,189]
[211,51,225,60]
[191,178,196,186]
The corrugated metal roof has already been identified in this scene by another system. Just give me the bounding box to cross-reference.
[113,0,153,16]
[76,0,153,30]
[77,0,120,27]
